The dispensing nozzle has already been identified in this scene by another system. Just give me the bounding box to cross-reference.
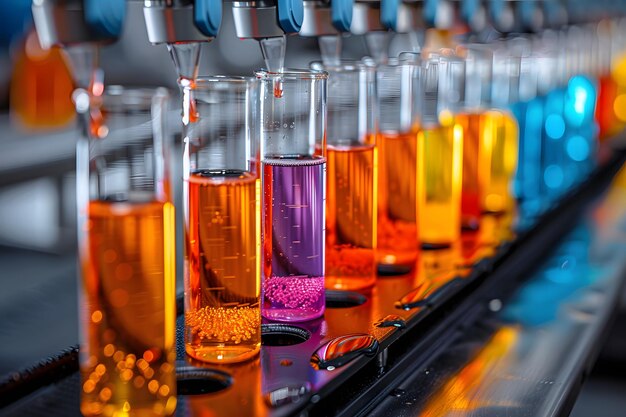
[381,0,424,34]
[142,0,221,44]
[32,0,126,48]
[300,0,354,36]
[232,0,304,39]
[31,0,125,88]
[143,0,222,81]
[300,0,353,66]
[488,0,545,34]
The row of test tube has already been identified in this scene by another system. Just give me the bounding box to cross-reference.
[75,19,626,417]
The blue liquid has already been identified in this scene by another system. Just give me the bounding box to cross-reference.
[542,87,568,201]
[563,75,598,181]
[515,76,599,221]
[511,97,545,218]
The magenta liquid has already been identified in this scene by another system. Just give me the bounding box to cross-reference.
[262,157,326,322]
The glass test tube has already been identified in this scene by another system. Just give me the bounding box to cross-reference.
[537,31,569,201]
[488,42,520,215]
[562,27,599,183]
[506,38,545,219]
[594,20,619,141]
[311,60,378,291]
[180,77,261,364]
[75,87,177,417]
[459,44,519,216]
[454,45,491,229]
[417,54,463,248]
[376,54,421,267]
[257,69,328,322]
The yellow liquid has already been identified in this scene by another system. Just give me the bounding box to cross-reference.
[185,172,261,364]
[377,132,419,265]
[483,110,519,213]
[418,124,463,247]
[326,144,377,290]
[81,200,176,417]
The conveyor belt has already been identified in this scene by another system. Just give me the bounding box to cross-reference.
[1,146,625,417]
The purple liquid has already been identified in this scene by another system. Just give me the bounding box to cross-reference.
[262,157,326,322]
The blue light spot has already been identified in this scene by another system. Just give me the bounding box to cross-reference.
[544,165,563,189]
[545,114,565,139]
[573,85,588,115]
[566,135,590,162]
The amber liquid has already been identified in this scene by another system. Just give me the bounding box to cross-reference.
[418,124,463,247]
[483,110,519,213]
[81,200,176,417]
[377,132,419,265]
[10,31,74,129]
[455,112,486,230]
[185,171,261,364]
[326,144,377,290]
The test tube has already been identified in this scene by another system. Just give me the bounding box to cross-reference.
[562,26,599,183]
[180,77,261,363]
[75,87,176,416]
[256,69,328,322]
[506,37,545,219]
[417,53,464,249]
[311,60,378,291]
[376,54,421,268]
[454,45,491,229]
[457,44,519,216]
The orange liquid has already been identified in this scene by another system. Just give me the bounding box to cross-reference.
[417,124,463,247]
[377,132,419,266]
[483,110,519,213]
[455,112,485,230]
[596,74,619,141]
[326,145,377,290]
[10,31,74,129]
[185,172,261,364]
[80,200,176,417]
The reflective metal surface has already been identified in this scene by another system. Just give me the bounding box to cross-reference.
[310,334,379,370]
[368,165,626,417]
[143,2,214,44]
[232,1,287,39]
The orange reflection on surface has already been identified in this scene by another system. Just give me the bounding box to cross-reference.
[420,326,519,417]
